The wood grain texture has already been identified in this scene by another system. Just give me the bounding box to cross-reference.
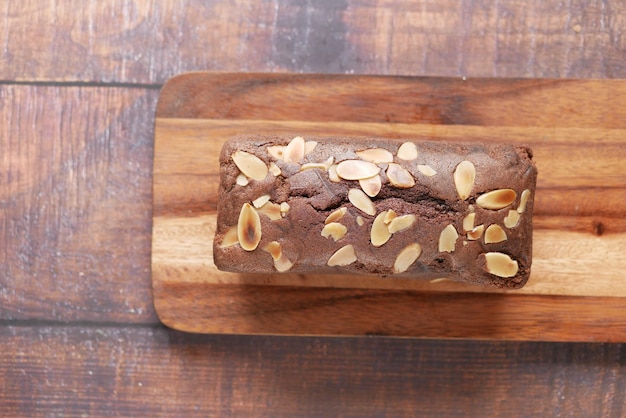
[1,0,624,83]
[0,85,158,322]
[2,326,625,417]
[3,0,626,415]
[152,73,626,341]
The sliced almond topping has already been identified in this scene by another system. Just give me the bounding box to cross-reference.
[371,211,392,247]
[359,175,382,197]
[356,216,365,226]
[261,241,282,261]
[483,252,519,278]
[280,202,290,216]
[236,173,249,186]
[274,253,294,272]
[476,189,517,210]
[257,202,282,220]
[393,243,422,273]
[325,207,347,224]
[484,224,508,244]
[517,189,531,213]
[348,188,376,216]
[383,210,398,224]
[327,245,357,267]
[266,145,285,160]
[301,156,334,171]
[232,150,268,181]
[386,163,415,188]
[417,164,437,176]
[438,224,459,252]
[321,222,348,241]
[268,162,282,177]
[328,164,340,182]
[219,226,239,248]
[356,148,394,163]
[453,161,475,200]
[462,213,476,232]
[388,214,416,233]
[305,140,318,155]
[336,160,380,180]
[504,210,521,228]
[284,136,305,163]
[397,142,418,161]
[237,203,262,251]
[467,224,485,241]
[252,194,271,208]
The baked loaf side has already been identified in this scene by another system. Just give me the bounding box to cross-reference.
[213,135,537,288]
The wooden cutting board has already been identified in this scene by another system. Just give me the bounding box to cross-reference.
[152,73,626,342]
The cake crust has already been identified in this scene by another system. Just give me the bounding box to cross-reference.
[213,135,537,288]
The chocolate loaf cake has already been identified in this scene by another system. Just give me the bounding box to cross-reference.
[213,135,537,288]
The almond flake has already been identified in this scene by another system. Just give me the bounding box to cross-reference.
[237,203,262,251]
[388,214,416,233]
[325,207,347,224]
[417,164,437,176]
[393,243,422,273]
[300,156,334,171]
[328,164,341,182]
[476,189,517,210]
[359,175,382,197]
[356,216,365,226]
[337,160,380,180]
[269,162,281,176]
[483,252,519,277]
[462,213,476,232]
[261,241,282,261]
[321,222,348,241]
[284,136,305,163]
[397,142,418,160]
[327,245,357,267]
[252,194,271,208]
[236,173,249,186]
[232,150,268,181]
[484,224,507,244]
[219,226,239,248]
[504,210,521,228]
[356,148,393,164]
[348,188,376,216]
[305,141,318,154]
[438,224,458,252]
[257,202,282,220]
[266,146,285,160]
[517,189,531,213]
[383,210,398,225]
[274,253,294,272]
[371,211,392,247]
[386,163,415,188]
[280,202,290,216]
[453,161,475,200]
[467,224,484,241]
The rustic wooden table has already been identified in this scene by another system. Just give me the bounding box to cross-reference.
[2,1,625,416]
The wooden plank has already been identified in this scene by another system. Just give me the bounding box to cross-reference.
[2,326,625,417]
[157,75,626,128]
[1,0,624,83]
[153,283,626,342]
[152,73,626,341]
[0,85,158,322]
